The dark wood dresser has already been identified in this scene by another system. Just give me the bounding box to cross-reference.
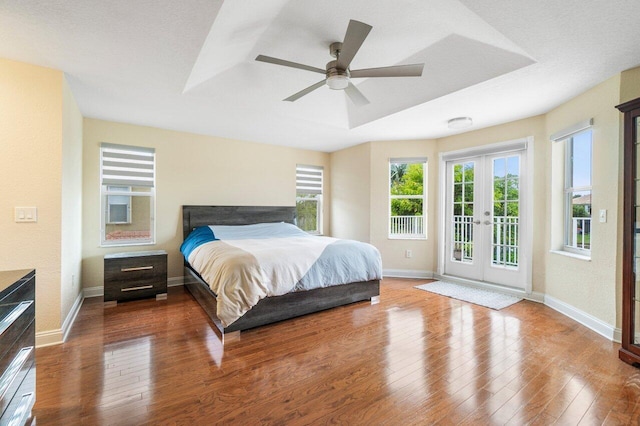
[0,269,35,425]
[104,250,167,306]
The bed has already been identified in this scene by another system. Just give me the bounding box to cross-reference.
[182,205,381,342]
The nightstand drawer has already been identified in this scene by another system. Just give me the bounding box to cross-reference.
[104,251,167,304]
[104,257,166,280]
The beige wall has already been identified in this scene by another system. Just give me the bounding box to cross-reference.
[0,58,78,334]
[544,75,623,327]
[82,119,331,287]
[60,77,84,324]
[620,67,640,105]
[369,140,438,274]
[330,143,371,242]
[331,139,438,273]
[331,70,631,329]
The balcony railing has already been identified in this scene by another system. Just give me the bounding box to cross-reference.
[390,215,424,237]
[492,216,519,267]
[571,217,591,250]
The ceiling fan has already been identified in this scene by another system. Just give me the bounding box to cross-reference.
[255,19,424,106]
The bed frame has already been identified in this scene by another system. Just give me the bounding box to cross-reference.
[182,205,380,343]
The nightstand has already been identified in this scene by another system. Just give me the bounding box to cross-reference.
[104,250,167,306]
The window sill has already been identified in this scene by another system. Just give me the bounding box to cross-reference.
[549,249,591,262]
[388,235,427,241]
[101,241,156,248]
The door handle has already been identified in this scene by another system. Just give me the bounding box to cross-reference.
[473,220,481,225]
[484,220,492,225]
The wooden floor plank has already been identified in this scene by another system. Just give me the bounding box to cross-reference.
[33,278,640,424]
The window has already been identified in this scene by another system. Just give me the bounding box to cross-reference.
[106,186,131,224]
[564,130,592,253]
[296,164,323,234]
[550,119,593,256]
[389,158,427,239]
[100,143,155,246]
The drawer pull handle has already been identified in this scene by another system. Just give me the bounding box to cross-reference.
[7,391,35,426]
[0,346,33,402]
[121,266,154,272]
[120,266,153,272]
[0,301,33,337]
[121,285,154,292]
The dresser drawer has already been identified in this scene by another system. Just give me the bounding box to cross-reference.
[0,275,34,309]
[1,355,35,425]
[0,270,35,426]
[0,303,35,364]
[104,251,167,304]
[0,335,34,419]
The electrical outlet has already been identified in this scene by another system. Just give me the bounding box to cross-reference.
[405,249,412,258]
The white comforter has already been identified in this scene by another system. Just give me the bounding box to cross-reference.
[186,224,382,327]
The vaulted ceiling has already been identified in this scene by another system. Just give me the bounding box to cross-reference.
[1,0,639,152]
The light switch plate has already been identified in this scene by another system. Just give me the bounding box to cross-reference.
[599,209,607,223]
[15,207,37,223]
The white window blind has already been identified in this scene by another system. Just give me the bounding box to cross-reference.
[389,157,428,164]
[550,118,593,142]
[296,164,323,195]
[101,143,155,188]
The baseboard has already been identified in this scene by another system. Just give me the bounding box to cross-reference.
[433,273,545,302]
[168,276,184,287]
[36,290,85,348]
[614,328,623,343]
[61,291,84,342]
[431,275,616,342]
[544,294,619,342]
[36,329,64,348]
[83,285,103,298]
[383,269,434,279]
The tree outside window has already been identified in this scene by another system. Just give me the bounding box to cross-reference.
[389,159,426,238]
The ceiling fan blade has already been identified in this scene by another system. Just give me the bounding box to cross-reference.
[284,80,326,102]
[344,82,369,106]
[255,55,325,74]
[350,63,424,78]
[336,20,372,70]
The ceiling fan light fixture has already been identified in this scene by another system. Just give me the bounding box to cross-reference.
[448,117,473,129]
[326,74,349,90]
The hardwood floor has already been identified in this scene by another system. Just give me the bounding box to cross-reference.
[34,278,640,425]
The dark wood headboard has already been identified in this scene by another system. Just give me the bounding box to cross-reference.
[182,205,296,239]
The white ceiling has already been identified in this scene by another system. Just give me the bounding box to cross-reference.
[1,0,639,152]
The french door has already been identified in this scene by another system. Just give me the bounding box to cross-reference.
[443,150,527,289]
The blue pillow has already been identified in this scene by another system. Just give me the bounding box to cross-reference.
[180,226,217,260]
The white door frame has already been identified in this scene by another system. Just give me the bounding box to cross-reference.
[437,137,534,295]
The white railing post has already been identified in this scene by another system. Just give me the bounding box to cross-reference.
[390,215,424,236]
[571,217,591,249]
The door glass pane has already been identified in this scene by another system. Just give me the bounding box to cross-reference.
[492,155,519,268]
[451,162,474,263]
